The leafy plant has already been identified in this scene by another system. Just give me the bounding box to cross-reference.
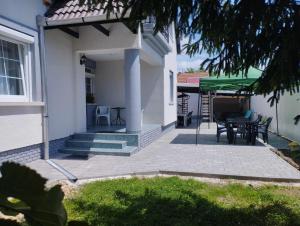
[0,162,88,226]
[86,94,95,104]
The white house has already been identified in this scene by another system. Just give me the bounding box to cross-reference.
[0,0,178,164]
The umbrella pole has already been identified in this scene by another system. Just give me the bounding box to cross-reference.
[196,89,201,145]
[276,101,279,135]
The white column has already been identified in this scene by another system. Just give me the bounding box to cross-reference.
[74,52,86,133]
[124,49,141,133]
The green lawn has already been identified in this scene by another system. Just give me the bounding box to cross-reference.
[65,177,300,226]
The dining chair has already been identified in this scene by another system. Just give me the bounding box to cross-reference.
[214,114,227,142]
[233,121,247,144]
[258,117,273,143]
[95,106,111,126]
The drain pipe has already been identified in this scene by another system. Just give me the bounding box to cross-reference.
[37,15,49,160]
[46,160,78,183]
[36,16,78,183]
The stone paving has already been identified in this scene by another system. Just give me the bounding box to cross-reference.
[28,124,300,182]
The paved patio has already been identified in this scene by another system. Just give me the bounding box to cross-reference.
[28,123,300,182]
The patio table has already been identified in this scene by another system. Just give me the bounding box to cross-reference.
[112,107,126,125]
[226,117,257,145]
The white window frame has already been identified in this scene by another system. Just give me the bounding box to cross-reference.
[0,25,33,102]
[169,70,174,104]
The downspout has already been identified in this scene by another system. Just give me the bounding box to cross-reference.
[36,15,78,182]
[36,15,49,160]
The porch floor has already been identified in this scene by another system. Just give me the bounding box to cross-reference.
[87,124,162,134]
[88,125,126,133]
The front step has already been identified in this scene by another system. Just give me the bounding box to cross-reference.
[59,146,138,156]
[59,132,140,157]
[66,139,127,149]
[73,133,139,146]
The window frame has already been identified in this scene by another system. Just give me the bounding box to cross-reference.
[0,24,34,103]
[169,70,174,105]
[85,73,95,96]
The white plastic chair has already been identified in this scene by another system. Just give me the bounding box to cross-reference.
[95,106,111,126]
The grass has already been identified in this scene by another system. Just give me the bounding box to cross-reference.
[65,177,300,226]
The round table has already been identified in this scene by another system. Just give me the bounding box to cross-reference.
[111,107,126,125]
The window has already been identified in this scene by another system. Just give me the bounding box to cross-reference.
[85,77,93,95]
[169,70,174,104]
[0,36,29,100]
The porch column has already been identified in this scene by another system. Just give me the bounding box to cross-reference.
[124,49,141,133]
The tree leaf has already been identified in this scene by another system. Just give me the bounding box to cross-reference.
[68,220,90,226]
[0,162,67,226]
[0,219,22,226]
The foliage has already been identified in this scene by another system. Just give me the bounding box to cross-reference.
[185,67,206,73]
[86,94,95,104]
[65,177,300,226]
[295,115,300,125]
[185,67,195,73]
[0,162,87,226]
[74,0,300,104]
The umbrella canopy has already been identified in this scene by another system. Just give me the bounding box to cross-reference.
[199,67,262,92]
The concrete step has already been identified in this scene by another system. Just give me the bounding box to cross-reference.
[59,146,138,156]
[73,133,139,146]
[66,139,127,149]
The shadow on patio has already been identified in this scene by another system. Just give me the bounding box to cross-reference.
[170,133,265,146]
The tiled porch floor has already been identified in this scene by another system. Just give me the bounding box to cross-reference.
[87,124,162,134]
[28,122,300,182]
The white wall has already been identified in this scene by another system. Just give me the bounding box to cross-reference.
[94,60,125,120]
[45,29,86,140]
[188,93,199,115]
[0,106,43,152]
[0,0,45,152]
[0,0,45,30]
[94,60,164,124]
[162,24,178,126]
[73,23,140,52]
[251,93,300,143]
[141,61,164,124]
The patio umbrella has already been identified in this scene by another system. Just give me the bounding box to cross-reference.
[196,67,262,144]
[199,67,262,92]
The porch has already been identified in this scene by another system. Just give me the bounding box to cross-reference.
[43,10,176,156]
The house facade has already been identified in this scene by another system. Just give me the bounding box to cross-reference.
[0,0,177,164]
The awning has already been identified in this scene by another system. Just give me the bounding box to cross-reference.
[199,67,262,92]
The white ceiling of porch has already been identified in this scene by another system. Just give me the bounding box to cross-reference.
[85,49,124,62]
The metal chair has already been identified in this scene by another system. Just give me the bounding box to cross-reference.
[95,106,111,126]
[214,114,227,142]
[258,117,273,143]
[233,121,247,144]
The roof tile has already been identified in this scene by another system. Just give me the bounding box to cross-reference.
[45,0,115,23]
[177,72,209,84]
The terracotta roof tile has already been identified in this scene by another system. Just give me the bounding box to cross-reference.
[45,0,109,22]
[177,72,209,84]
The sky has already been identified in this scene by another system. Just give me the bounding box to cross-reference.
[176,36,209,73]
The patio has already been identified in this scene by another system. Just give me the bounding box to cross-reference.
[27,121,300,183]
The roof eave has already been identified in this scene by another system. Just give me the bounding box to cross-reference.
[44,11,130,28]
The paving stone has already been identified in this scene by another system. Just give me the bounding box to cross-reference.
[28,123,300,182]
